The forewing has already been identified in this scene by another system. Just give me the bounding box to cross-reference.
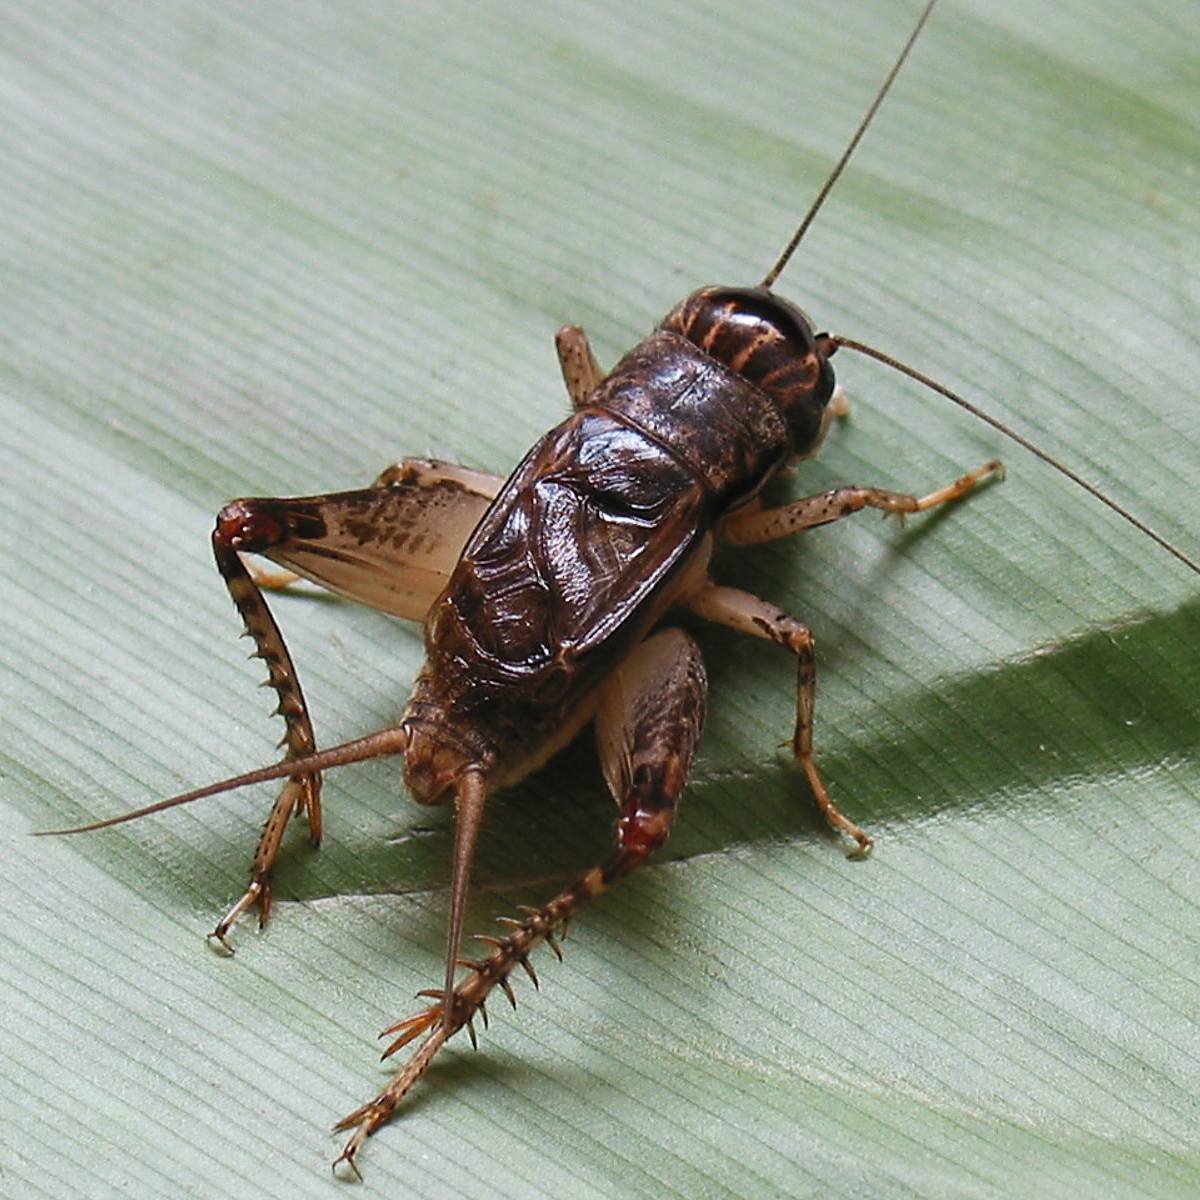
[451,412,711,669]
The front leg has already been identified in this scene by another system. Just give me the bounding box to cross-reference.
[722,459,1002,545]
[555,325,605,409]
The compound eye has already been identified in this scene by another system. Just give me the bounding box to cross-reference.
[659,286,834,452]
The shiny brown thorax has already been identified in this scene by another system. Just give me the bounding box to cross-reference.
[401,285,836,803]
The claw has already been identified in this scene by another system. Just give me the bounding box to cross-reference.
[331,1144,364,1183]
[330,864,612,1173]
[205,930,235,956]
[332,1105,379,1181]
[257,885,274,929]
[209,877,269,950]
[847,835,874,861]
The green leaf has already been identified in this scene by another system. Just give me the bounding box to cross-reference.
[2,1,1198,1197]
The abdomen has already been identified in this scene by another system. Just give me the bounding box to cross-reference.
[415,407,711,769]
[411,329,789,773]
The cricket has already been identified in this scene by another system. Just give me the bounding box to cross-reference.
[40,0,1200,1178]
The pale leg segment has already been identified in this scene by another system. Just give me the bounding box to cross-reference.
[722,459,1003,545]
[555,325,605,409]
[240,458,502,596]
[685,581,872,856]
[371,456,503,499]
[245,562,302,590]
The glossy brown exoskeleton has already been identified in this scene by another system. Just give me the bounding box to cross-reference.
[45,0,1200,1176]
[168,281,1004,1173]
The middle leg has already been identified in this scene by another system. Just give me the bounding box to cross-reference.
[685,580,872,856]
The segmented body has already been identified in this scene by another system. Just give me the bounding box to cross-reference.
[404,287,835,801]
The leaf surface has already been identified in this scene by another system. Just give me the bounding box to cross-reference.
[2,2,1198,1196]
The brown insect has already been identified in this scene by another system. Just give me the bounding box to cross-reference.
[42,0,1200,1177]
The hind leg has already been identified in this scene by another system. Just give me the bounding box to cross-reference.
[333,628,707,1177]
[208,463,502,947]
[208,528,321,948]
[370,456,502,497]
[240,459,502,595]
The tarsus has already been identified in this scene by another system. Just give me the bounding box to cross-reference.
[825,333,1200,578]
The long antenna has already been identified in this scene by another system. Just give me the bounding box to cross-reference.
[761,0,939,289]
[823,333,1200,578]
